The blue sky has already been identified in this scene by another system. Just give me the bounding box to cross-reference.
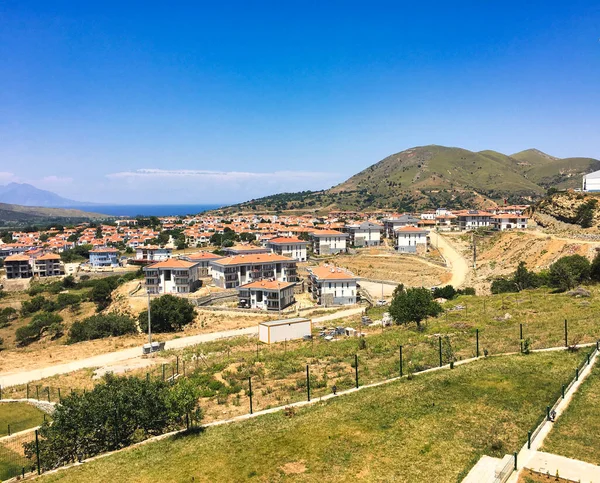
[1,1,599,204]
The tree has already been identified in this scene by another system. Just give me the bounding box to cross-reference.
[40,233,50,243]
[549,255,590,291]
[91,280,114,310]
[591,251,600,282]
[16,312,64,346]
[432,285,457,300]
[139,295,196,333]
[68,314,137,343]
[389,287,443,328]
[95,226,103,239]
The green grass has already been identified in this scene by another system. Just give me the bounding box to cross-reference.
[542,361,600,465]
[0,402,47,436]
[40,351,586,483]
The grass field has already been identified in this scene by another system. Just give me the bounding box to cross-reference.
[38,351,586,483]
[542,362,600,465]
[0,402,47,436]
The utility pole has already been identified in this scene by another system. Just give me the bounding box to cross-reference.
[147,290,152,345]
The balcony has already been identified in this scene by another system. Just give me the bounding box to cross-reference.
[175,278,189,285]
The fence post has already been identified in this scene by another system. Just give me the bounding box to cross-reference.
[47,387,50,403]
[27,383,29,399]
[519,324,523,353]
[172,367,175,383]
[306,365,310,402]
[248,377,253,415]
[35,429,41,475]
[183,360,186,377]
[176,356,179,374]
[0,385,2,400]
[36,385,39,400]
[546,405,550,421]
[355,354,359,388]
[576,367,579,381]
[58,388,61,403]
[439,337,442,367]
[162,364,165,381]
[564,319,568,348]
[8,424,10,436]
[513,452,517,471]
[587,353,591,365]
[476,329,479,357]
[527,430,531,449]
[562,384,565,399]
[399,345,403,377]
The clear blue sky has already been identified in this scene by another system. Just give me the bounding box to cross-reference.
[1,1,599,204]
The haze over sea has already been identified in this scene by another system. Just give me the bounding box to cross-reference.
[66,204,223,217]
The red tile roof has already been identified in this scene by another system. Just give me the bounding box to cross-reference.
[309,265,357,280]
[239,280,295,291]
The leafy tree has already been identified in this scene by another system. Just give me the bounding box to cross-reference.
[67,234,78,243]
[24,374,201,469]
[56,293,81,310]
[549,255,590,291]
[91,280,114,310]
[21,295,57,315]
[16,312,64,346]
[62,275,77,289]
[575,199,597,228]
[239,232,256,242]
[432,285,457,300]
[68,314,137,343]
[389,287,442,328]
[139,295,196,333]
[591,251,600,282]
[40,233,50,243]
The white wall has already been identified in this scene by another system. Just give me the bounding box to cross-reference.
[396,232,428,247]
[264,320,311,343]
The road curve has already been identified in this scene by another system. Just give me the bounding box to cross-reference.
[429,232,470,288]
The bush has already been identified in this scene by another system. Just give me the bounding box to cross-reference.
[139,295,196,333]
[68,314,137,343]
[0,307,17,328]
[458,287,476,296]
[15,312,64,346]
[432,285,457,300]
[389,287,442,328]
[56,293,81,310]
[91,280,115,310]
[21,295,57,315]
[549,255,590,291]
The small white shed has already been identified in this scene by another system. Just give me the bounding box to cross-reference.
[259,317,312,344]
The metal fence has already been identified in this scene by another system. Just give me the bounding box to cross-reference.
[0,429,38,480]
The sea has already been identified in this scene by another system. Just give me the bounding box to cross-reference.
[66,204,224,218]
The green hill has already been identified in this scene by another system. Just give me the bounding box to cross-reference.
[218,145,599,213]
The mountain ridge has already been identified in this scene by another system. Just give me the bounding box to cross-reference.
[0,183,92,207]
[217,145,599,213]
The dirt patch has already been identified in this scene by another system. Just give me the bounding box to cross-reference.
[280,461,307,475]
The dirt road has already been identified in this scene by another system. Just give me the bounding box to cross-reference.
[429,232,470,287]
[0,308,364,388]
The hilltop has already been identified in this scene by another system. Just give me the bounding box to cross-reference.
[218,145,599,213]
[0,183,91,207]
[0,202,108,226]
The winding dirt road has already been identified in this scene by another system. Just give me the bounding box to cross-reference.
[429,232,470,288]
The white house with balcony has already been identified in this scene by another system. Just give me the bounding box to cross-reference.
[237,280,296,311]
[267,237,308,261]
[89,247,119,268]
[310,229,348,255]
[394,226,429,253]
[308,265,358,306]
[144,259,201,294]
[456,210,493,231]
[345,222,383,247]
[491,214,528,231]
[135,245,172,263]
[210,253,298,289]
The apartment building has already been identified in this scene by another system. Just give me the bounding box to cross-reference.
[237,280,296,311]
[181,251,223,277]
[89,248,119,268]
[210,253,297,289]
[144,259,201,295]
[345,222,383,247]
[267,237,308,262]
[310,230,348,255]
[456,211,493,230]
[135,245,172,263]
[491,214,528,231]
[33,253,64,277]
[308,265,358,306]
[222,245,270,256]
[4,254,33,279]
[382,215,420,238]
[395,226,430,253]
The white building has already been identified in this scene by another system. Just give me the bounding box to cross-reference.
[394,226,429,253]
[181,251,223,277]
[267,237,308,262]
[345,222,383,247]
[136,245,172,263]
[258,318,311,344]
[456,211,493,231]
[382,215,420,238]
[237,280,296,311]
[89,248,119,268]
[210,253,298,289]
[144,259,201,294]
[491,214,528,231]
[310,230,348,255]
[308,265,358,306]
[583,170,600,192]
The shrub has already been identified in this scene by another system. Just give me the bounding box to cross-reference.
[458,287,476,296]
[432,285,457,300]
[549,255,590,291]
[21,295,57,315]
[15,312,64,346]
[68,314,138,343]
[56,293,81,310]
[139,295,196,333]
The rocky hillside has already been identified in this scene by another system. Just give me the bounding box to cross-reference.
[533,191,600,231]
[219,145,599,213]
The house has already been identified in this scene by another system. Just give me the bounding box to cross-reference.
[222,245,270,256]
[345,222,383,247]
[89,248,119,268]
[435,214,458,231]
[307,265,358,306]
[258,318,311,344]
[33,253,64,277]
[383,215,420,238]
[4,254,33,279]
[181,251,223,277]
[267,237,308,261]
[456,210,493,231]
[583,170,600,192]
[394,226,429,253]
[144,259,201,295]
[135,246,172,263]
[310,230,348,255]
[237,280,296,311]
[491,214,528,231]
[210,253,297,289]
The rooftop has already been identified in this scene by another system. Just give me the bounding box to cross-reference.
[238,280,296,291]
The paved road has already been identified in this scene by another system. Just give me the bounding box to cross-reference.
[0,307,364,388]
[429,232,470,288]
